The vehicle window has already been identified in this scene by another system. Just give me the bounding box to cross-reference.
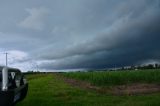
[8,72,16,89]
[15,72,22,87]
[0,72,2,82]
[0,72,2,88]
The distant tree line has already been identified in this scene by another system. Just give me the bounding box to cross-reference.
[121,64,160,70]
[23,64,160,74]
[23,71,42,75]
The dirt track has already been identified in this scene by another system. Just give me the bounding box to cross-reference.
[56,75,160,95]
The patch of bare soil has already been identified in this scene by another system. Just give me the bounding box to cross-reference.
[111,84,160,95]
[55,74,160,95]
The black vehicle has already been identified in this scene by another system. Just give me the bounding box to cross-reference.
[0,66,28,106]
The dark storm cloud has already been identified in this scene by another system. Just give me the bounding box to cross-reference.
[38,0,160,70]
[0,0,160,71]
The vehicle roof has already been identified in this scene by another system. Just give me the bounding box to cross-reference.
[0,66,21,73]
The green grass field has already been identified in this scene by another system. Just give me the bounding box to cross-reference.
[16,71,160,106]
[63,69,160,86]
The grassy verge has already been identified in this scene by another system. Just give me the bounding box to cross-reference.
[16,73,160,106]
[62,69,160,86]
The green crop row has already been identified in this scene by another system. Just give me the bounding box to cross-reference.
[63,69,160,86]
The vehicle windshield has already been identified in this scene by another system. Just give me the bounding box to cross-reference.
[0,67,23,90]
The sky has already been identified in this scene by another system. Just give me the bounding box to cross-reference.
[0,0,160,72]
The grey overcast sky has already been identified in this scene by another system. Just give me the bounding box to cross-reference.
[0,0,160,71]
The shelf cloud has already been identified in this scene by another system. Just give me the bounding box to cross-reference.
[0,0,160,71]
